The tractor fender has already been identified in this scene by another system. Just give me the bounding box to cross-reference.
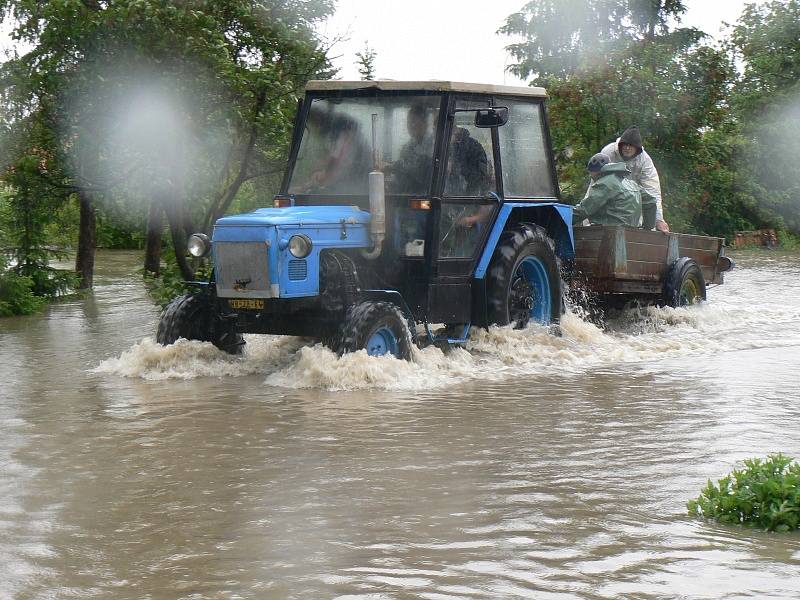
[359,289,417,332]
[474,202,574,279]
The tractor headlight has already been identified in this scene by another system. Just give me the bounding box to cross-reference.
[288,234,312,258]
[187,233,211,258]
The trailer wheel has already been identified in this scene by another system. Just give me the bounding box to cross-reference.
[157,293,244,355]
[487,224,562,328]
[337,301,413,360]
[663,258,706,307]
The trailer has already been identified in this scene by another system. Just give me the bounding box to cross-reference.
[572,225,734,308]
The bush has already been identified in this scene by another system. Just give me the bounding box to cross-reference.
[0,256,46,317]
[688,454,800,532]
[778,231,800,251]
[144,251,212,308]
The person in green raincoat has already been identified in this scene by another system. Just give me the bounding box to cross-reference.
[572,153,643,227]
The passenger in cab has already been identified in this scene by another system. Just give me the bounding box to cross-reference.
[572,153,642,227]
[446,126,490,197]
[385,103,436,194]
[303,109,371,194]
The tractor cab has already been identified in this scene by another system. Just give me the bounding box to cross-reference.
[280,81,567,328]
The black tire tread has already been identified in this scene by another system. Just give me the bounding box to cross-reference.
[486,224,563,327]
[157,293,244,355]
[336,301,413,360]
[663,258,706,307]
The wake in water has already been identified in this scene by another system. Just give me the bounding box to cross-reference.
[93,277,800,390]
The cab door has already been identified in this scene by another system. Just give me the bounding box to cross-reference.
[427,96,501,324]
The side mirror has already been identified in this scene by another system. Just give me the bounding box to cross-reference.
[474,106,509,128]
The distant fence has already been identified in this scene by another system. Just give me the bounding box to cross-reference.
[731,229,778,248]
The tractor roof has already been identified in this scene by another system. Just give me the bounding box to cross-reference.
[304,80,547,98]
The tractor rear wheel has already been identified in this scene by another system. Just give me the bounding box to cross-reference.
[157,293,244,355]
[486,224,563,328]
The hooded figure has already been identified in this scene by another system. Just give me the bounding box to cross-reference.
[572,154,642,227]
[600,126,667,231]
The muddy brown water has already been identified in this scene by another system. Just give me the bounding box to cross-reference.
[1,250,799,599]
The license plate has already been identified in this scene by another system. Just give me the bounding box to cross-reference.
[229,298,264,310]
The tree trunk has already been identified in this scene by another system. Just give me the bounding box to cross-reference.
[75,191,96,289]
[144,201,163,276]
[164,200,194,281]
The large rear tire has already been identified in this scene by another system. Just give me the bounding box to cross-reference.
[486,224,563,327]
[157,293,244,355]
[663,258,706,307]
[336,301,413,360]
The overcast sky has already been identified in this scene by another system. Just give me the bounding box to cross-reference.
[0,1,758,83]
[319,0,758,85]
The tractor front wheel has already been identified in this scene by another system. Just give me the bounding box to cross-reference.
[336,301,413,360]
[157,293,244,355]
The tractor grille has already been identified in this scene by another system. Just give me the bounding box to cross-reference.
[215,241,273,298]
[288,259,307,281]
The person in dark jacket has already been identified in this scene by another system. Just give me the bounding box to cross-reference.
[446,126,490,196]
[386,103,436,194]
[573,153,642,227]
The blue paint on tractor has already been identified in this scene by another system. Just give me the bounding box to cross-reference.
[212,205,372,298]
[518,256,552,324]
[215,205,371,227]
[366,327,400,357]
[474,202,574,279]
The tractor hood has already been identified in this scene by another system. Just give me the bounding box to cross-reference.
[215,205,371,227]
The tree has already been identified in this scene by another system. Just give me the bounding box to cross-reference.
[730,0,800,114]
[498,0,789,237]
[0,0,335,288]
[355,42,377,80]
[728,0,800,232]
[499,0,691,84]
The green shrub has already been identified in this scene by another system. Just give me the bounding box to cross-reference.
[778,231,800,251]
[688,454,800,532]
[144,251,212,308]
[0,258,46,317]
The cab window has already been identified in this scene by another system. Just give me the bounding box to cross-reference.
[288,96,440,196]
[497,100,555,197]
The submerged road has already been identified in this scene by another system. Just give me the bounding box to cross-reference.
[1,250,799,599]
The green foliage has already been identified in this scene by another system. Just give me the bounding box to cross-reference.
[688,454,800,532]
[502,0,800,237]
[726,1,800,234]
[1,162,78,297]
[96,214,146,250]
[0,253,45,317]
[355,42,377,80]
[144,250,212,308]
[500,0,689,84]
[730,0,800,113]
[777,230,800,250]
[0,0,336,287]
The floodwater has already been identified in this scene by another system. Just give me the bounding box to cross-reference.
[1,250,799,599]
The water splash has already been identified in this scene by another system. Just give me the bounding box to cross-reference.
[93,281,800,390]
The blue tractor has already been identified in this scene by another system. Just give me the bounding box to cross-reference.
[157,80,575,359]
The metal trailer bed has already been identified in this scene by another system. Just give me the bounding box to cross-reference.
[572,226,731,299]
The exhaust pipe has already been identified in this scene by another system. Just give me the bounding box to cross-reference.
[362,113,385,260]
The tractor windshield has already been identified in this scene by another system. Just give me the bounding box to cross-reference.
[288,95,441,196]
